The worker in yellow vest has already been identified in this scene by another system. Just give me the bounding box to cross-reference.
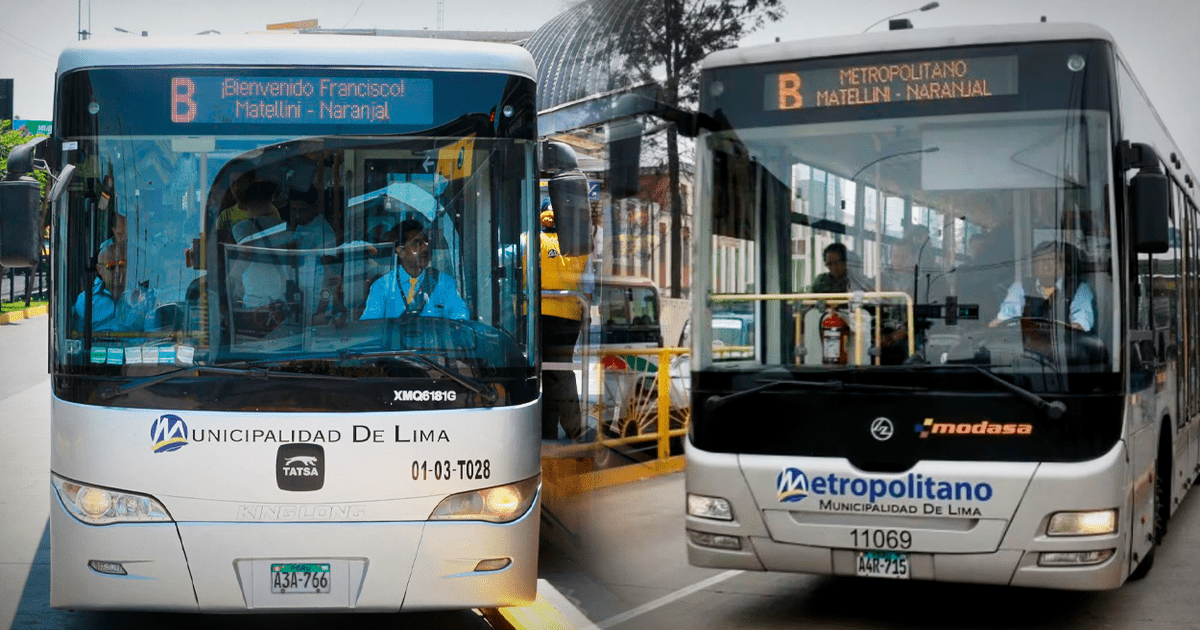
[540,201,590,440]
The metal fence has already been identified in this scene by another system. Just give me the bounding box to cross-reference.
[1,262,49,305]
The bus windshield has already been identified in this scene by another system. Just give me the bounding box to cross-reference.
[698,42,1117,386]
[53,67,538,410]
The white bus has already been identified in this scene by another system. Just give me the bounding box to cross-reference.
[679,23,1198,589]
[0,34,592,612]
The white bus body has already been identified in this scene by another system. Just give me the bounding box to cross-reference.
[46,35,545,611]
[684,23,1199,589]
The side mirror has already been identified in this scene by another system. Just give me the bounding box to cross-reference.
[47,163,76,205]
[1127,142,1170,254]
[5,136,48,177]
[541,140,579,174]
[607,118,643,199]
[0,176,43,267]
[548,171,591,257]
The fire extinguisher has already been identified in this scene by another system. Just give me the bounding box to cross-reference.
[821,305,849,365]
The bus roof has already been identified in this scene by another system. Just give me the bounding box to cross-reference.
[57,34,536,80]
[703,22,1115,70]
[594,275,661,291]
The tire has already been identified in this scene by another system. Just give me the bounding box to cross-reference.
[1129,545,1155,581]
[1131,424,1172,581]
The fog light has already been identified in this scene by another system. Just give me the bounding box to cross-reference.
[1047,509,1117,536]
[687,493,733,521]
[88,560,127,575]
[474,558,512,572]
[687,529,742,550]
[1038,549,1114,566]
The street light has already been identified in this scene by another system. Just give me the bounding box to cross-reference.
[113,27,148,36]
[861,2,939,33]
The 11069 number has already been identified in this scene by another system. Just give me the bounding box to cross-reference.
[850,528,912,550]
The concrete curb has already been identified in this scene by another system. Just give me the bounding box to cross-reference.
[481,579,593,629]
[0,304,47,325]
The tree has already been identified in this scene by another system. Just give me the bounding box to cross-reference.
[1,120,49,191]
[618,0,785,297]
[1,120,50,305]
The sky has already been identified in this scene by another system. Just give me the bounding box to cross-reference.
[2,0,1198,166]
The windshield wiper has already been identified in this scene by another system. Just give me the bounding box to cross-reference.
[902,364,1067,420]
[704,375,926,414]
[99,364,334,401]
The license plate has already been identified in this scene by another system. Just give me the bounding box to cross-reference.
[856,551,909,579]
[270,563,331,594]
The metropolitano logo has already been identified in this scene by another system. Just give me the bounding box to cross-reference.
[150,414,189,453]
[776,468,810,503]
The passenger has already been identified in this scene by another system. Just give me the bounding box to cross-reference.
[539,202,590,440]
[360,219,469,320]
[228,181,289,309]
[216,171,281,244]
[990,241,1094,331]
[811,242,869,293]
[73,243,155,333]
[874,240,918,364]
[289,186,335,250]
[959,229,1009,321]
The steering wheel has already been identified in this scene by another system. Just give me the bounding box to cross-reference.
[949,316,1104,367]
[252,301,287,330]
[992,316,1075,330]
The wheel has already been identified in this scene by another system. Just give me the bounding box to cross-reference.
[1128,545,1155,581]
[1131,424,1172,581]
[1152,424,1172,545]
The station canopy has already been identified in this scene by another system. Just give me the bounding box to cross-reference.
[524,0,647,115]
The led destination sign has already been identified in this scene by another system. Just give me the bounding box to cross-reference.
[170,76,434,125]
[764,55,1018,111]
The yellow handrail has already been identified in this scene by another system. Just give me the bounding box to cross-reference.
[710,290,915,362]
[591,346,689,462]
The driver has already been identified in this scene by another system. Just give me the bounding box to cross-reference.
[990,240,1094,331]
[360,218,469,320]
[73,242,156,333]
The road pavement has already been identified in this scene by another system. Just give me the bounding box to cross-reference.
[569,472,1200,630]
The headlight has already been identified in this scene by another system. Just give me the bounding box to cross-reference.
[687,493,733,521]
[429,475,539,523]
[1047,509,1117,536]
[52,474,172,525]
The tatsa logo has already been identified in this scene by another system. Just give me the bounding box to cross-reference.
[150,414,189,453]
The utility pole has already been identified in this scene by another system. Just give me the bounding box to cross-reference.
[437,0,444,29]
[77,0,91,40]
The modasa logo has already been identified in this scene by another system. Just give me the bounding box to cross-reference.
[150,414,189,453]
[916,418,1033,438]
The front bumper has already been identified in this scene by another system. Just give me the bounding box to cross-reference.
[50,489,540,611]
